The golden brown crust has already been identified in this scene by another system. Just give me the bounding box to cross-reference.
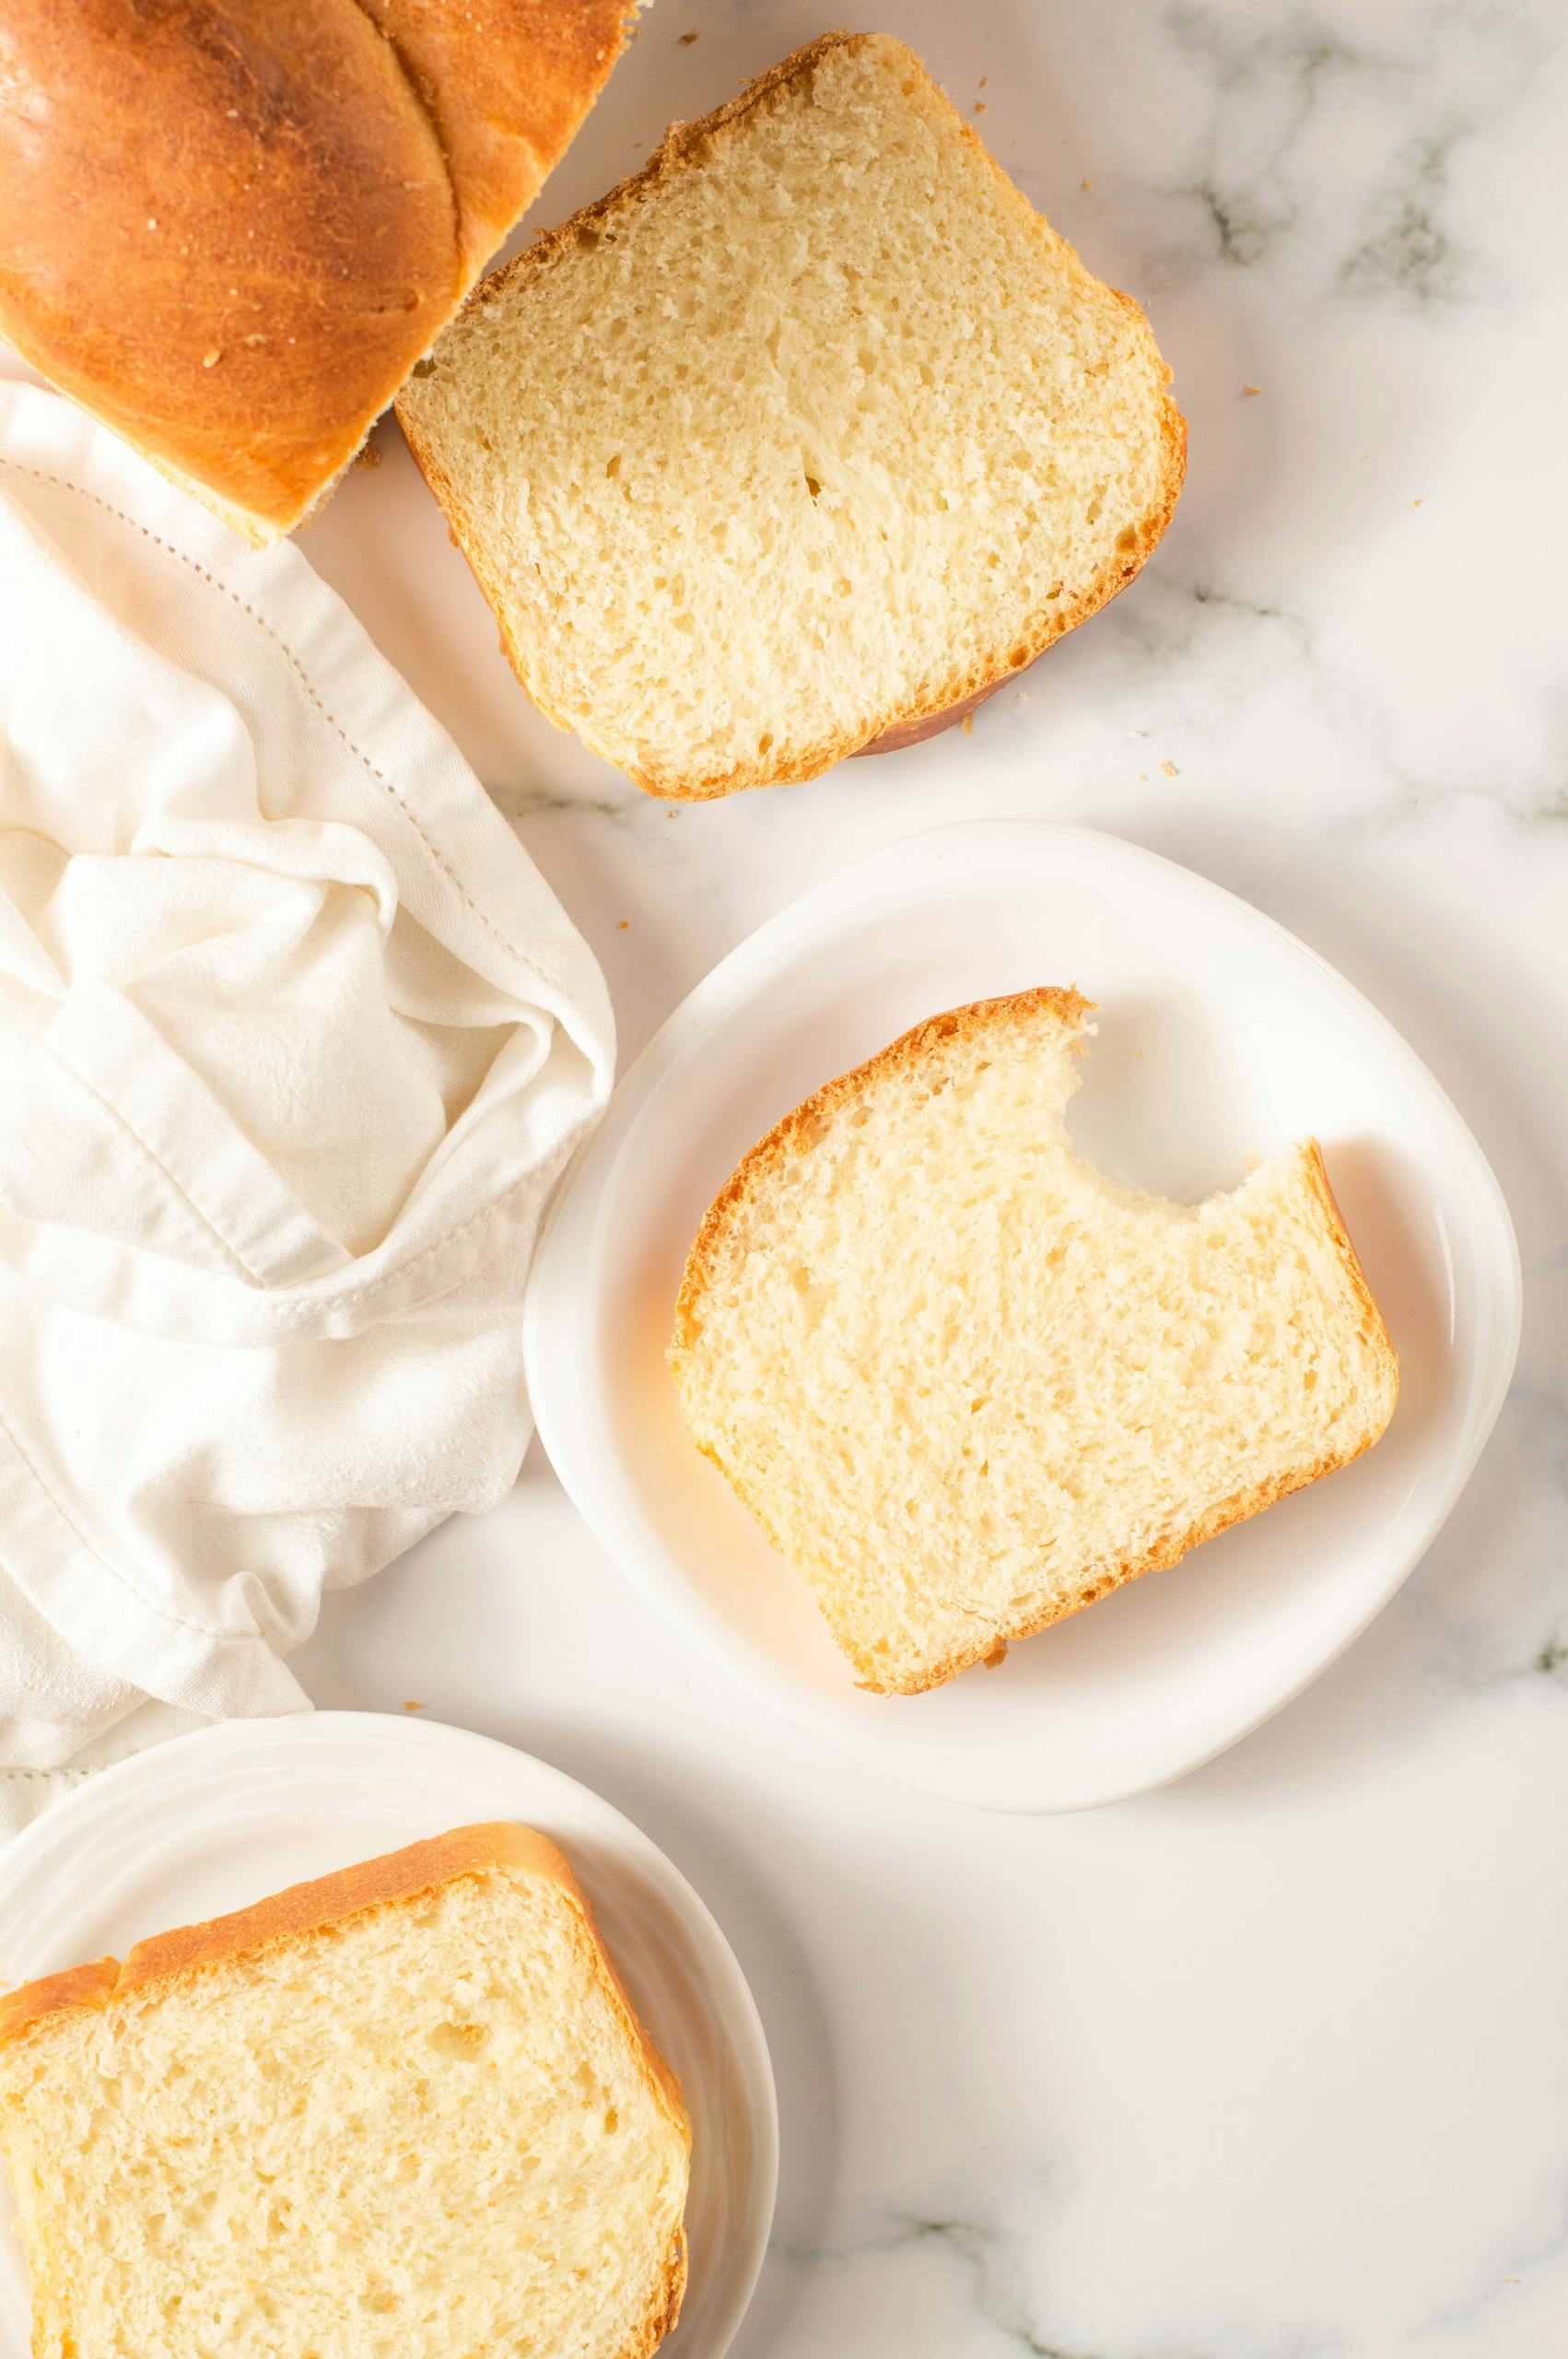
[361,0,637,273]
[844,294,1186,771]
[0,1822,688,2358]
[0,0,634,540]
[399,31,1185,796]
[859,1336,1398,1692]
[1296,1134,1401,1410]
[671,986,1093,1358]
[852,673,1016,757]
[0,1820,692,2174]
[0,1958,118,2045]
[114,1821,544,1993]
[856,1134,1398,1695]
[851,368,1183,758]
[628,2233,690,2359]
[670,996,1400,1694]
[635,374,1183,797]
[432,28,877,289]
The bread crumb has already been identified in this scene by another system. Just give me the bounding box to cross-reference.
[1080,176,1093,192]
[679,27,698,41]
[403,1700,424,1712]
[1160,758,1179,778]
[961,710,976,734]
[974,100,988,113]
[202,350,222,369]
[1411,497,1424,507]
[354,440,382,470]
[1242,381,1262,396]
[402,47,1182,801]
[616,918,629,931]
[1138,771,1148,782]
[978,76,989,90]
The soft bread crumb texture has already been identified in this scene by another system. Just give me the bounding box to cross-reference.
[0,1840,688,2359]
[398,31,1184,795]
[670,990,1398,1692]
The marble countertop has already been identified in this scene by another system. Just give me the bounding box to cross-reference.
[280,3,1568,2352]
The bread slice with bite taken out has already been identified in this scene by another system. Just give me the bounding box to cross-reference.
[669,989,1398,1692]
[0,1824,690,2359]
[397,31,1185,796]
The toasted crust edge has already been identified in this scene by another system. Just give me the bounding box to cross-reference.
[670,986,1093,1365]
[669,993,1400,1694]
[867,1159,1400,1686]
[876,1135,1399,1696]
[397,30,1187,795]
[0,1817,687,2133]
[0,1820,689,2349]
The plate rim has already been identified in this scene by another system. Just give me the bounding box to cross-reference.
[524,817,1523,1812]
[0,1708,778,2359]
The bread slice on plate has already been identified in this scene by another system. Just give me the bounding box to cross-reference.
[0,1824,690,2359]
[397,31,1184,797]
[669,989,1398,1694]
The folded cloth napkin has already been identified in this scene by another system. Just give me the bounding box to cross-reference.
[0,384,614,1837]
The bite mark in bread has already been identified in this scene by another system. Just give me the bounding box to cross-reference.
[670,989,1398,1690]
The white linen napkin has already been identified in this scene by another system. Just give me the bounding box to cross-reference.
[0,384,614,1837]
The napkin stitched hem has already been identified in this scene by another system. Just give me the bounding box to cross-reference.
[0,410,615,1346]
[0,454,575,1001]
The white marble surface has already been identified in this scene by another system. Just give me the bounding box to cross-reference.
[206,1,1568,2351]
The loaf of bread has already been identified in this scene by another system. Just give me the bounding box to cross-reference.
[0,1824,690,2359]
[670,990,1398,1692]
[397,31,1185,798]
[0,0,638,541]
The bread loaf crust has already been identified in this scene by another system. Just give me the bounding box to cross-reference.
[670,989,1399,1690]
[853,672,1016,757]
[0,0,635,540]
[399,33,1187,795]
[0,1821,684,2140]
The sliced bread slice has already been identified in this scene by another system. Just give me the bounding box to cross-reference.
[669,990,1398,1693]
[397,32,1185,797]
[0,1824,689,2359]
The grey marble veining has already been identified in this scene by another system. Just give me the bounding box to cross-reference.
[278,6,1568,2355]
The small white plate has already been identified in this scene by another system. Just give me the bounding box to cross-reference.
[0,1712,776,2359]
[526,821,1520,1813]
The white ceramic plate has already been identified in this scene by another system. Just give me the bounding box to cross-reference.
[0,1712,776,2359]
[525,820,1520,1813]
